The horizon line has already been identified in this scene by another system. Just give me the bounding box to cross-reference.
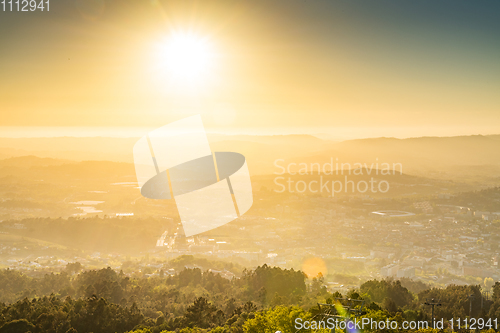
[0,126,499,141]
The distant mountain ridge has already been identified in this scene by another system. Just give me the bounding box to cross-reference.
[0,134,499,183]
[0,155,74,168]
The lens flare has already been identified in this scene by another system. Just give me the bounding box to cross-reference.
[302,257,327,278]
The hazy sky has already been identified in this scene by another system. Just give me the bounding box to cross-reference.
[1,0,499,138]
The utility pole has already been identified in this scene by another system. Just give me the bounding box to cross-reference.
[469,294,475,318]
[424,298,442,328]
[318,298,366,333]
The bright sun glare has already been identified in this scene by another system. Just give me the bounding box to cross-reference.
[159,32,213,85]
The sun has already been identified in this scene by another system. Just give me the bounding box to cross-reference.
[158,32,214,85]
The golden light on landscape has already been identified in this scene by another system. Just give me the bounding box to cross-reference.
[1,1,500,330]
[157,32,214,86]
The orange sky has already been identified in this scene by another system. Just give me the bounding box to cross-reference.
[1,0,499,137]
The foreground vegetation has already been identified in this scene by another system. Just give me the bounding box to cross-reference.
[0,262,500,333]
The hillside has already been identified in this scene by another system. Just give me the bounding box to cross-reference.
[0,134,499,181]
